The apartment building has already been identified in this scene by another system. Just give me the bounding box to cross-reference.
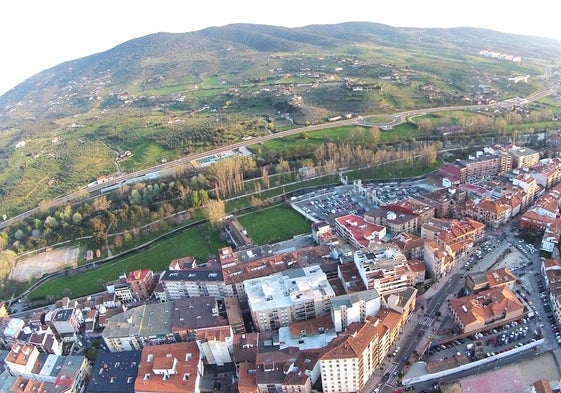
[126,269,156,300]
[334,214,386,249]
[330,289,381,332]
[244,265,335,332]
[353,243,420,295]
[159,268,232,300]
[102,302,176,352]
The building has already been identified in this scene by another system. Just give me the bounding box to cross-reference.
[319,320,383,393]
[465,267,517,294]
[511,173,538,210]
[518,187,560,232]
[311,221,334,245]
[86,350,141,393]
[4,344,91,393]
[244,266,335,332]
[353,243,419,295]
[529,158,561,189]
[448,286,525,334]
[159,269,231,301]
[423,240,454,279]
[330,289,381,332]
[224,218,254,250]
[46,308,82,342]
[218,245,331,301]
[126,269,156,300]
[508,145,540,169]
[102,302,176,352]
[464,197,512,228]
[334,215,386,249]
[420,187,467,218]
[223,297,246,335]
[391,232,425,260]
[364,206,418,235]
[438,149,512,184]
[134,342,203,393]
[171,297,233,366]
[421,217,484,266]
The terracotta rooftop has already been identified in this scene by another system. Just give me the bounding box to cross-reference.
[134,342,199,393]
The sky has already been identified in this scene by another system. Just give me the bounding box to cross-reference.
[1,0,560,96]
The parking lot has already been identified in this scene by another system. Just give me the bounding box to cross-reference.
[291,180,437,224]
[426,317,540,362]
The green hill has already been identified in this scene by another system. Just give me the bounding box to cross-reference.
[0,22,559,215]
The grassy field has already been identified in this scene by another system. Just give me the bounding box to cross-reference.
[237,204,312,245]
[28,225,227,303]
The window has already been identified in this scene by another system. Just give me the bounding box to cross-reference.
[144,373,151,380]
[183,373,190,380]
[147,354,153,362]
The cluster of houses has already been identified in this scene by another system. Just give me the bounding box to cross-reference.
[2,142,561,392]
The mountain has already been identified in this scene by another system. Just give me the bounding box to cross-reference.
[1,22,559,120]
[0,22,559,216]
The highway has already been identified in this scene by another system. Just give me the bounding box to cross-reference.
[0,88,553,230]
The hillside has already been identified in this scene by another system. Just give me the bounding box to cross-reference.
[0,22,560,216]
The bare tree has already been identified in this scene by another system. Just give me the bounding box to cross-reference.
[419,144,438,168]
[203,199,226,227]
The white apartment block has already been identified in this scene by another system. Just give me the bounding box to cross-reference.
[244,265,335,332]
[353,244,413,295]
[330,289,381,332]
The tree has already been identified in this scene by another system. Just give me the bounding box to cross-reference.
[416,119,433,137]
[90,217,107,247]
[72,212,83,224]
[419,144,438,168]
[0,250,17,280]
[0,232,8,251]
[92,196,111,212]
[203,199,226,227]
[129,189,142,205]
[44,216,59,229]
[368,126,381,147]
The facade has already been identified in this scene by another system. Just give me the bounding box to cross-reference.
[364,206,418,235]
[319,320,384,393]
[126,269,156,300]
[353,243,417,295]
[330,289,381,332]
[508,145,540,169]
[159,269,231,300]
[244,266,335,332]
